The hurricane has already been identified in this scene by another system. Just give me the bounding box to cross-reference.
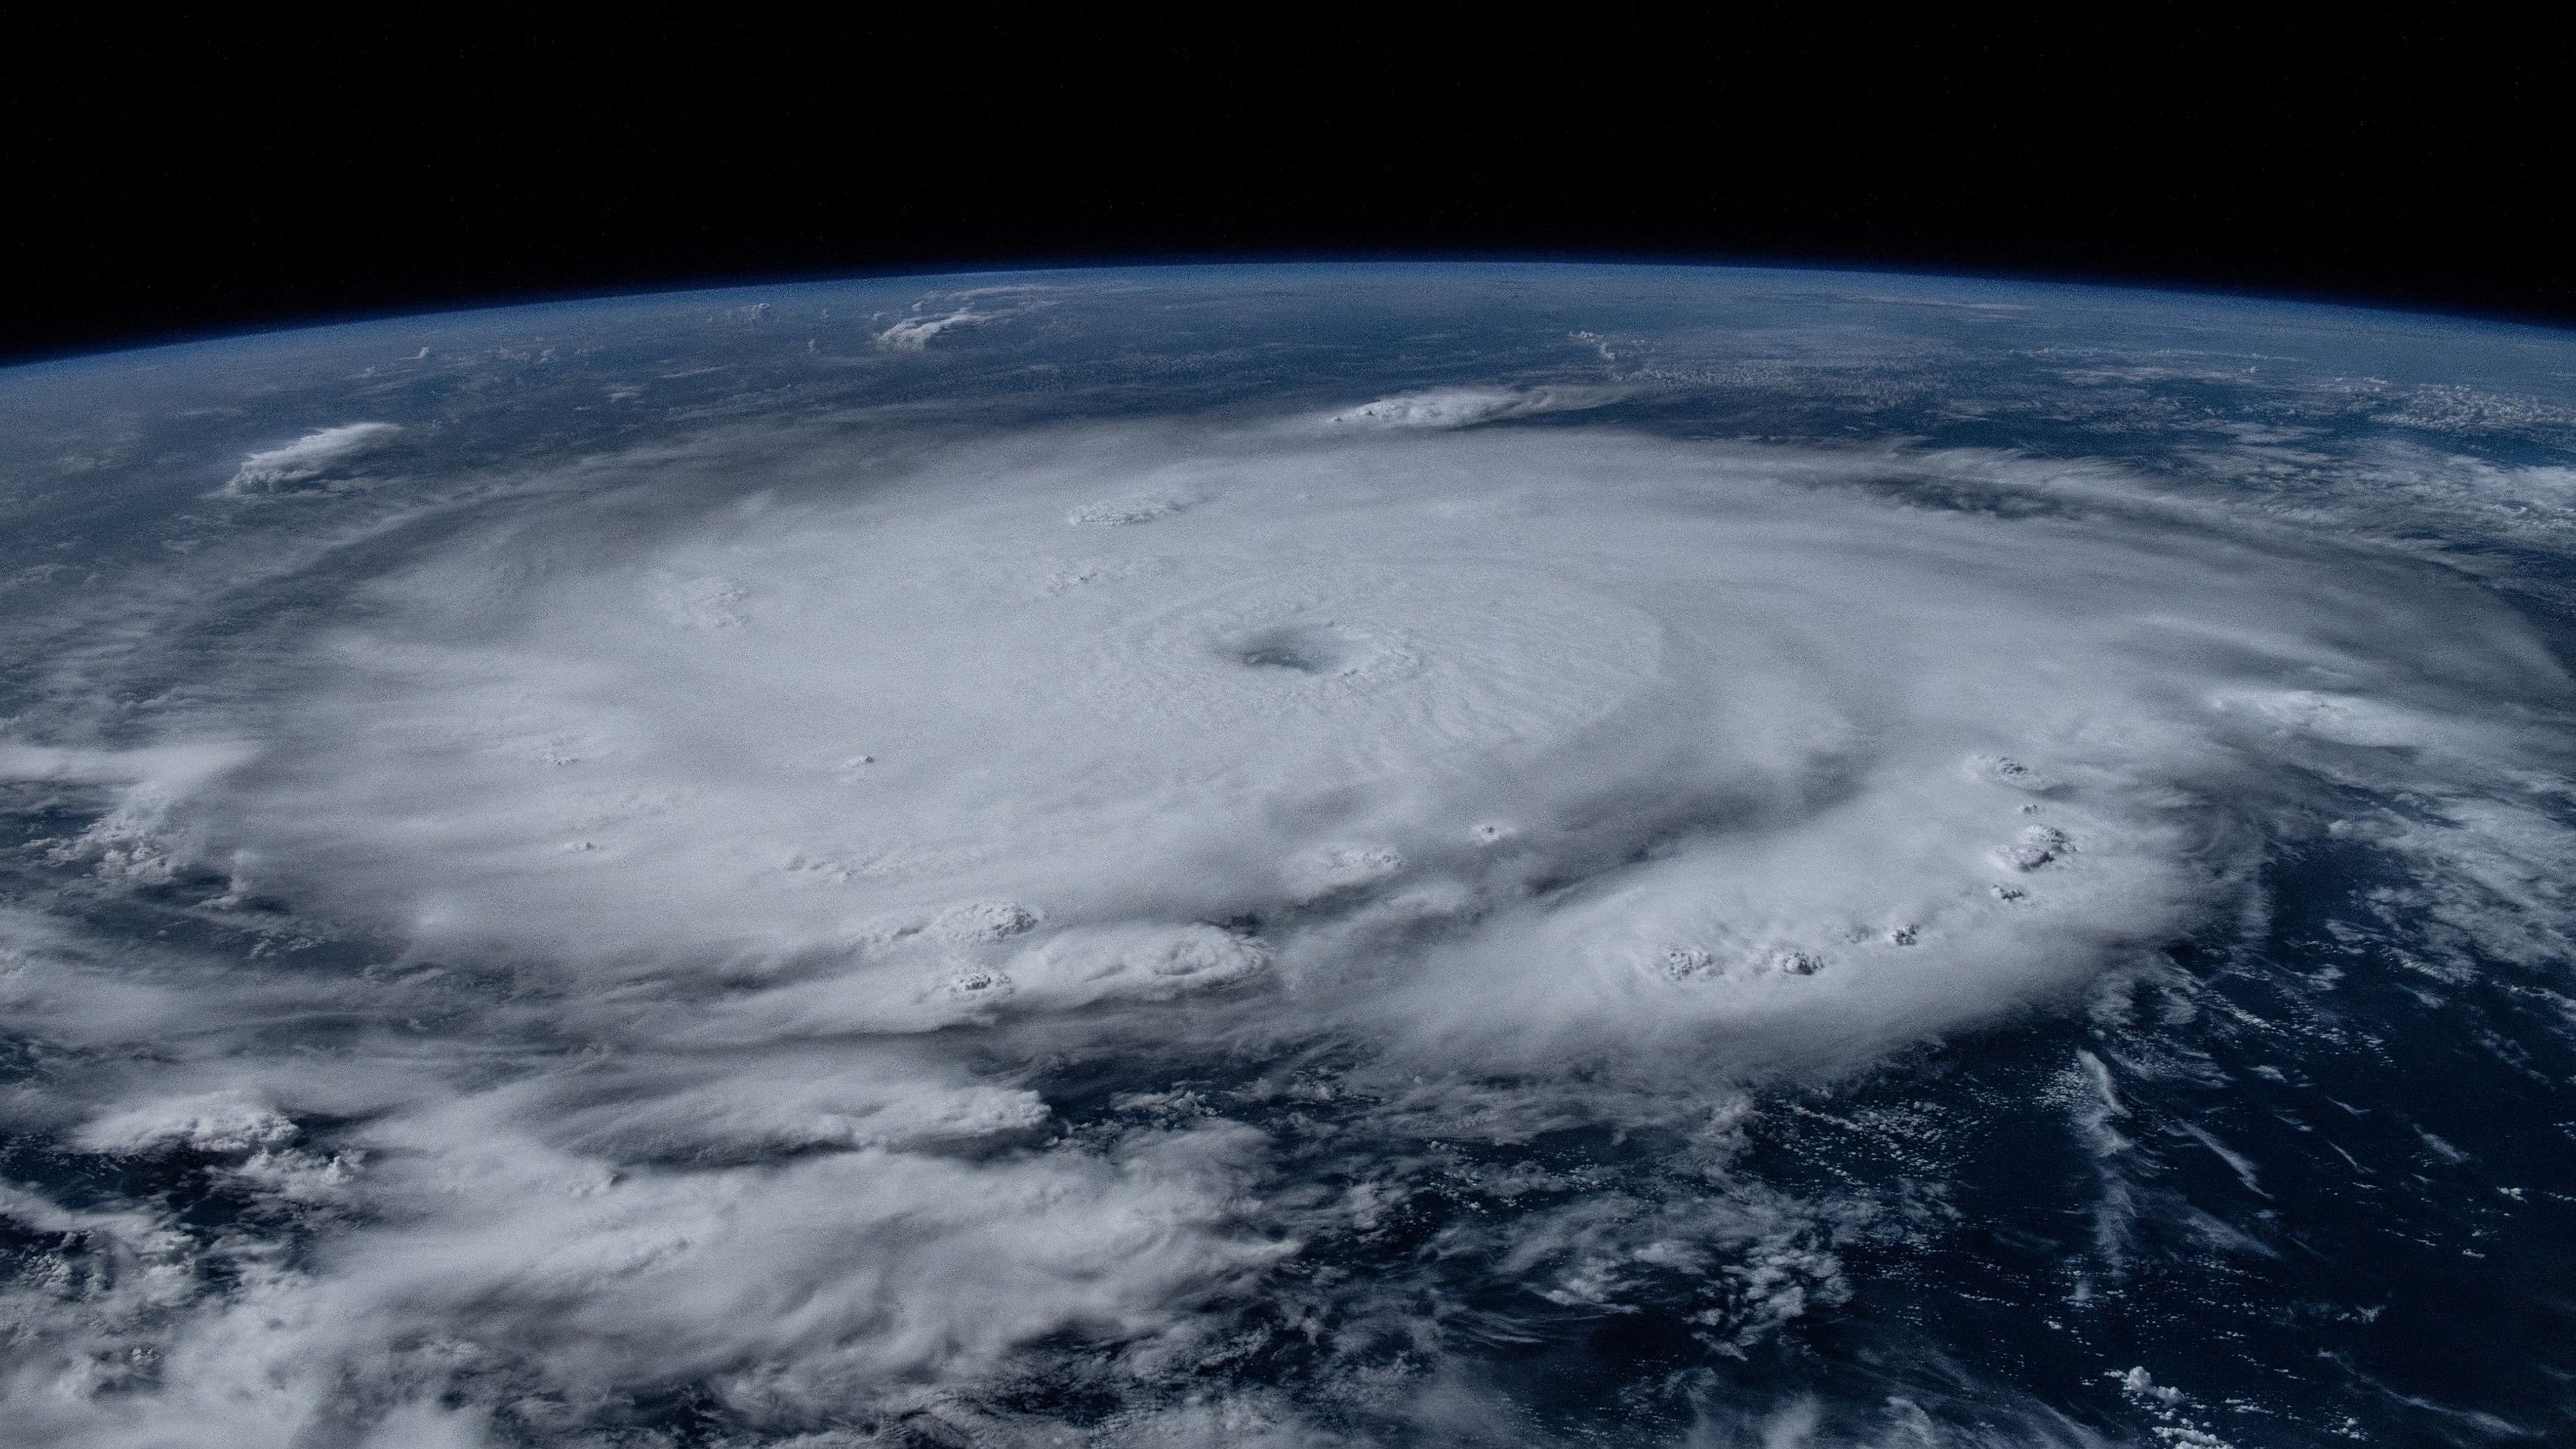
[4,266,2572,1447]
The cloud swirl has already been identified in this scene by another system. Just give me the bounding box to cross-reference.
[4,392,2571,1445]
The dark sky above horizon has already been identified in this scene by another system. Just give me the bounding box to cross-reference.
[7,13,2567,362]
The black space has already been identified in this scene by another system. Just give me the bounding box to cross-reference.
[7,13,2569,362]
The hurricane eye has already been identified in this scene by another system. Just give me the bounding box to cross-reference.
[1231,623,1357,674]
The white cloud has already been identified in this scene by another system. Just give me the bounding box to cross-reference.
[1317,383,1624,429]
[222,422,401,494]
[872,306,991,350]
[7,405,2574,1442]
[871,286,1051,350]
[168,425,2563,1071]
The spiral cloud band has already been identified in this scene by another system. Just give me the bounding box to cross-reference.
[5,274,2575,1448]
[198,421,2547,1069]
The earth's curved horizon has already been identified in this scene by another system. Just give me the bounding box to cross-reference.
[2,263,2572,1448]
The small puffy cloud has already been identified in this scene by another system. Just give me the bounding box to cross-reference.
[223,422,401,494]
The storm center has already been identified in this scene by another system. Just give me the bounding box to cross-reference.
[1231,622,1360,674]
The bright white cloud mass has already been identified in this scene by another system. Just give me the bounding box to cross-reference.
[222,422,402,494]
[194,425,2550,1069]
[4,288,2574,1449]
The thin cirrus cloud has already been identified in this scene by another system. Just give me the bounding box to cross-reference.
[3,395,2572,1443]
